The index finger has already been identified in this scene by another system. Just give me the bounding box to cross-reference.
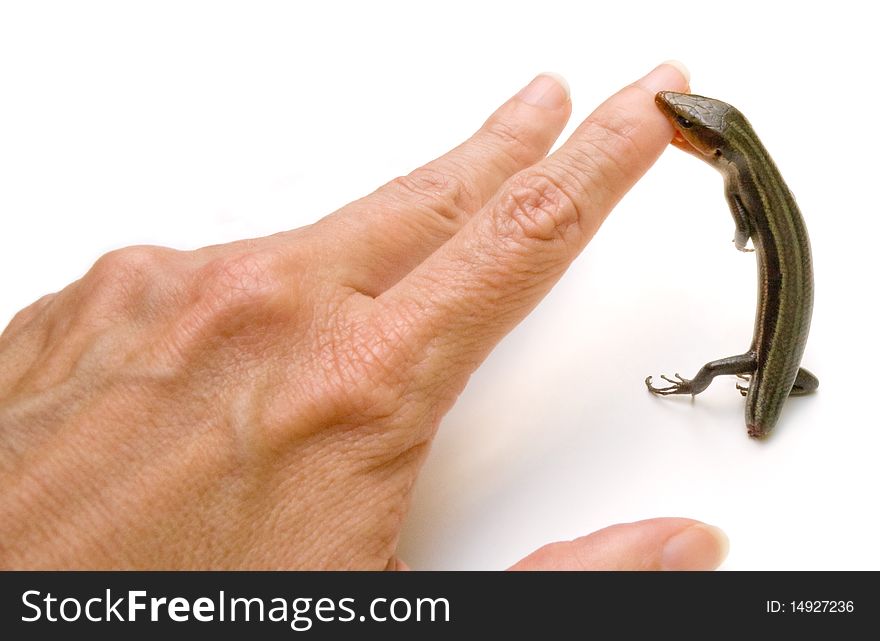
[380,62,689,390]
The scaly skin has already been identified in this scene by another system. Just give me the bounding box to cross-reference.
[645,92,818,438]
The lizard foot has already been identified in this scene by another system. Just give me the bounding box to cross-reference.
[645,373,695,396]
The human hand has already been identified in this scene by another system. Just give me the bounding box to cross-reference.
[0,62,728,569]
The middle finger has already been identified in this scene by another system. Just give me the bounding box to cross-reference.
[322,74,572,296]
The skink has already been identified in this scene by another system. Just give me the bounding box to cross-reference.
[645,91,818,438]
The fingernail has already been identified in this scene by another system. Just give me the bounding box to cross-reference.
[637,60,691,93]
[516,73,570,109]
[661,524,729,570]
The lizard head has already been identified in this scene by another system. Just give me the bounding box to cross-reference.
[655,91,739,163]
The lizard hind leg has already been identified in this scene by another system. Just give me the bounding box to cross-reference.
[735,372,751,396]
[789,367,819,395]
[646,353,757,397]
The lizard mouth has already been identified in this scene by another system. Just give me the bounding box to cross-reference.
[671,130,696,152]
[669,129,713,159]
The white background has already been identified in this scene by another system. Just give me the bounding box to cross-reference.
[1,1,877,570]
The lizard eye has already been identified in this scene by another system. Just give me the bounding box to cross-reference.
[714,149,722,158]
[676,115,693,128]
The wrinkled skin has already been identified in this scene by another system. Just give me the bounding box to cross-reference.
[0,64,728,570]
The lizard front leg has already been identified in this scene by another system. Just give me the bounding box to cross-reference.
[727,190,754,253]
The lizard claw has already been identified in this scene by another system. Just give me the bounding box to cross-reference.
[735,381,750,397]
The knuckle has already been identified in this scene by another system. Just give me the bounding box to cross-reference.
[387,166,478,224]
[151,249,298,365]
[497,169,583,244]
[324,363,404,426]
[83,246,174,308]
[330,309,420,416]
[195,250,289,313]
[258,304,429,453]
[481,117,538,167]
[89,245,167,285]
[279,326,409,434]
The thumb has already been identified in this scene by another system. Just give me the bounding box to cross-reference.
[509,518,729,571]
